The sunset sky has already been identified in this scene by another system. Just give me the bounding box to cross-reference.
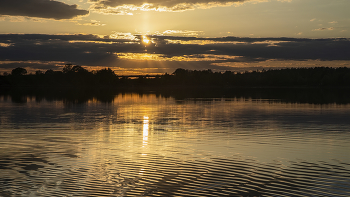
[1,0,349,75]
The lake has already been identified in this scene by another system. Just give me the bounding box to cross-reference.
[1,89,350,196]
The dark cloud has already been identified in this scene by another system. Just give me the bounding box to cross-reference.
[0,0,89,20]
[147,36,350,61]
[0,34,349,73]
[0,62,59,70]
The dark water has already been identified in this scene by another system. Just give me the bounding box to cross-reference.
[1,91,350,196]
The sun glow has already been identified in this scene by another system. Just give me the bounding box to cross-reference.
[115,52,242,61]
[142,36,150,44]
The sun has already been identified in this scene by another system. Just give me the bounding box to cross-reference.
[142,35,150,44]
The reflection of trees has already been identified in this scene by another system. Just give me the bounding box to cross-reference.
[161,87,350,105]
[2,87,350,105]
[10,93,27,103]
[1,88,117,105]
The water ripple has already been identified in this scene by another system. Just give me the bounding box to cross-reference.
[1,95,350,196]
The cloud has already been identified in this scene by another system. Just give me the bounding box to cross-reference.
[310,18,316,22]
[0,43,13,47]
[109,32,138,40]
[77,20,106,26]
[0,0,89,20]
[0,34,349,74]
[90,0,240,9]
[0,61,63,70]
[89,0,274,14]
[115,53,242,62]
[0,15,50,22]
[160,30,204,36]
[313,27,334,31]
[5,16,26,22]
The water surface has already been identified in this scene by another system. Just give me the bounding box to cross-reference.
[1,92,350,196]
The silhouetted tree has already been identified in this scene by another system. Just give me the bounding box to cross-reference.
[2,67,350,88]
[62,64,73,73]
[35,70,44,75]
[95,68,117,85]
[45,69,55,75]
[11,67,27,76]
[173,68,188,77]
[96,68,115,77]
[71,65,88,73]
[62,64,88,74]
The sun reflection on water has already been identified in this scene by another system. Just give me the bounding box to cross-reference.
[1,93,350,196]
[143,116,149,147]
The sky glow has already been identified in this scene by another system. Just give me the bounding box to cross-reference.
[0,0,349,74]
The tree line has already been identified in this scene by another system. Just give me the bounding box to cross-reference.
[0,65,118,88]
[1,65,350,88]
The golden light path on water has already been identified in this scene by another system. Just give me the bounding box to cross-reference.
[1,93,350,196]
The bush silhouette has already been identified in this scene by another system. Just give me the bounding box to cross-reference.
[11,67,27,76]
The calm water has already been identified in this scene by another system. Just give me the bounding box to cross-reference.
[1,92,350,196]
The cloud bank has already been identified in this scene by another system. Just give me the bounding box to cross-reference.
[89,0,266,14]
[0,0,89,20]
[0,34,349,74]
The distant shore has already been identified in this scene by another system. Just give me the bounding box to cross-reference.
[1,66,350,89]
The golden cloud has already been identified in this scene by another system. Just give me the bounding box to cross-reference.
[89,0,278,14]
